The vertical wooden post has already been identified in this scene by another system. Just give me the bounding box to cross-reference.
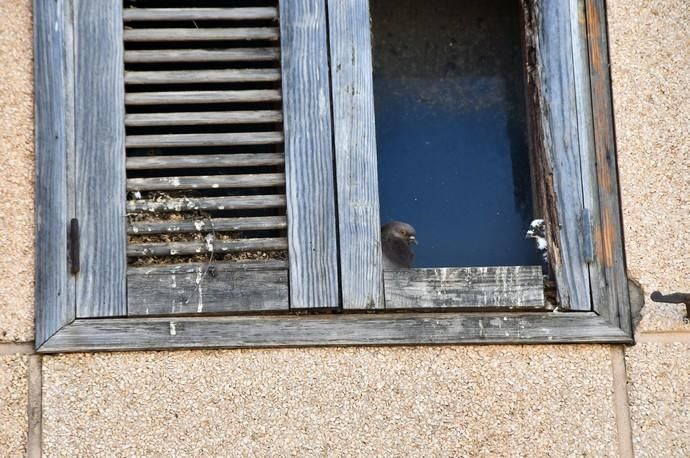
[280,0,340,309]
[327,0,384,310]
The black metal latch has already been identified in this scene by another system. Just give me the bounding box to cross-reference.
[650,291,690,318]
[69,218,79,274]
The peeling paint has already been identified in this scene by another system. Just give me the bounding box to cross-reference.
[195,268,204,313]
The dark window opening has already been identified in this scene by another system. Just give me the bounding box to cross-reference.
[372,0,539,268]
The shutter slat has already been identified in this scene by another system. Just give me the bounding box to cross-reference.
[125,48,280,63]
[124,28,280,42]
[123,7,278,22]
[128,259,287,274]
[126,153,284,170]
[128,238,288,257]
[126,131,283,148]
[125,69,281,85]
[127,173,285,191]
[128,216,287,235]
[127,195,286,213]
[125,89,281,105]
[125,110,282,127]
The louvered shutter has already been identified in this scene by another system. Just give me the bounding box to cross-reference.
[74,0,338,318]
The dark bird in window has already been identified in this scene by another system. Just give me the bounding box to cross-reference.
[381,221,417,269]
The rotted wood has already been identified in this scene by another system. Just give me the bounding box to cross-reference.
[125,131,283,148]
[127,237,288,257]
[124,48,280,64]
[125,110,282,127]
[124,28,279,42]
[127,173,285,191]
[127,264,288,316]
[124,69,280,85]
[125,89,281,105]
[126,153,284,170]
[521,0,590,310]
[127,215,287,235]
[127,194,286,213]
[38,312,633,352]
[584,0,632,334]
[327,0,384,310]
[384,266,545,309]
[123,7,279,22]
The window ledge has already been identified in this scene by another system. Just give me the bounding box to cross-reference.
[37,311,632,353]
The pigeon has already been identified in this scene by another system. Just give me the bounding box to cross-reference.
[381,221,417,269]
[525,218,548,262]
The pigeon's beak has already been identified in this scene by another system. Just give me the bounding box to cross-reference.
[408,235,418,245]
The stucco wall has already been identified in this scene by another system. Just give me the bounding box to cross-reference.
[0,0,687,456]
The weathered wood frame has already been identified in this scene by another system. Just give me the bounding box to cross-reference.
[35,0,632,352]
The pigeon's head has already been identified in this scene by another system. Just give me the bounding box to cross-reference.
[525,219,546,240]
[382,221,417,246]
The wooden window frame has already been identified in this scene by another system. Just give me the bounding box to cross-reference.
[34,0,632,353]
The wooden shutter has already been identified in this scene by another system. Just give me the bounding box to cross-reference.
[75,0,127,318]
[123,1,294,315]
[327,1,546,311]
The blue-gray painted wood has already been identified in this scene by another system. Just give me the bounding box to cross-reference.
[127,262,288,316]
[384,266,545,310]
[74,0,127,318]
[38,312,632,352]
[34,0,75,347]
[529,1,591,310]
[327,0,384,310]
[122,7,278,22]
[280,0,339,309]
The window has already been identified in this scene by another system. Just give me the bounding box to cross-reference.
[35,0,632,352]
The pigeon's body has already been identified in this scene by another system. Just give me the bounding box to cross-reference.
[381,221,417,269]
[526,218,548,262]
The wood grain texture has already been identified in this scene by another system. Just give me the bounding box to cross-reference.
[38,312,632,352]
[125,110,282,127]
[124,28,279,42]
[384,266,545,309]
[125,131,283,148]
[124,48,280,63]
[74,0,126,318]
[280,0,339,309]
[125,89,281,105]
[128,216,287,235]
[123,7,278,22]
[525,1,591,310]
[128,266,288,316]
[34,0,75,346]
[128,259,287,274]
[327,0,384,310]
[127,173,285,191]
[584,0,632,334]
[126,153,284,170]
[127,194,286,213]
[124,68,280,84]
[127,237,288,257]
